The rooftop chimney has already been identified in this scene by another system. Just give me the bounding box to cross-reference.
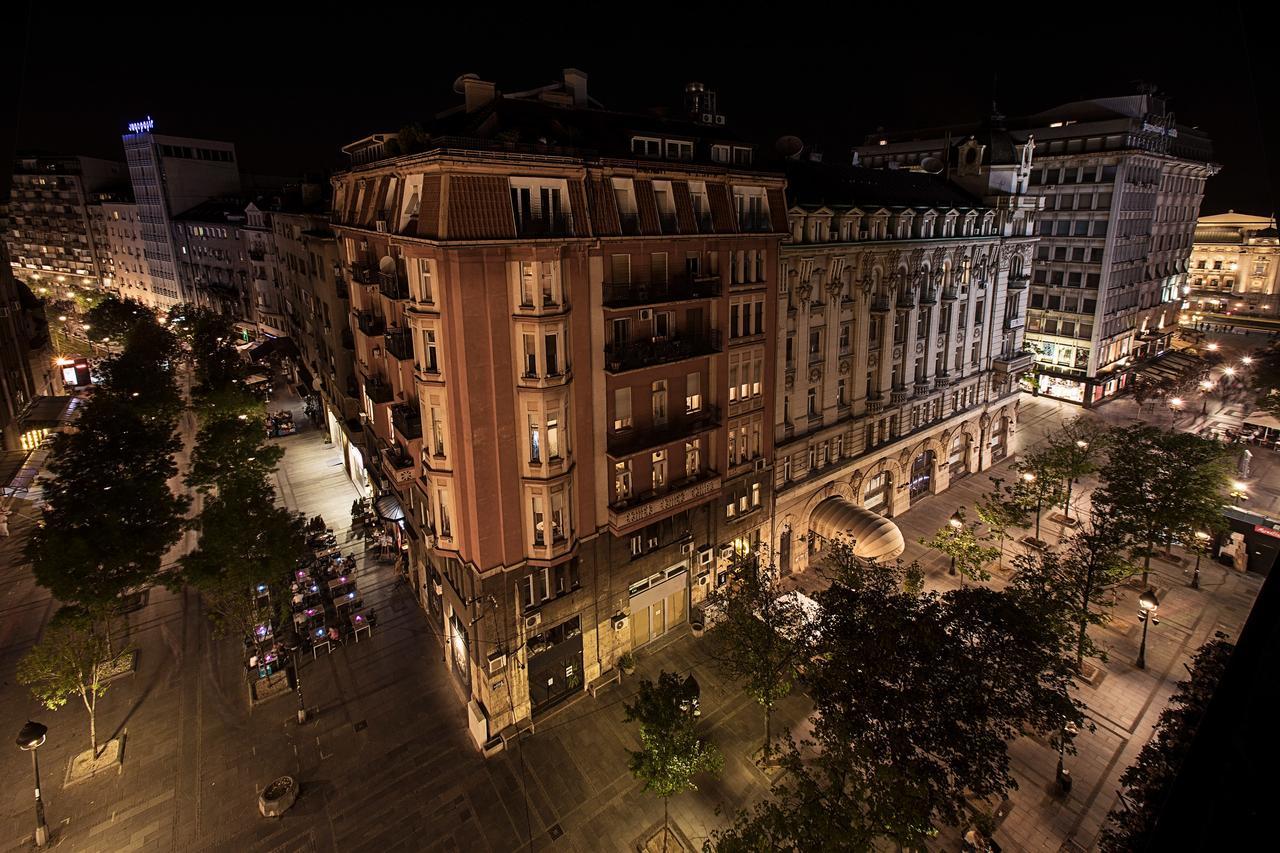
[463,78,496,113]
[563,68,588,108]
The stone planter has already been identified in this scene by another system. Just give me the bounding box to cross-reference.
[258,775,298,818]
[690,619,705,638]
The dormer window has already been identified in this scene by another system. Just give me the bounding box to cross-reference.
[665,140,694,161]
[631,136,662,156]
[732,147,753,165]
[711,145,731,164]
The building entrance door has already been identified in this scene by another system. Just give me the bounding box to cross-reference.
[628,566,688,648]
[909,450,935,503]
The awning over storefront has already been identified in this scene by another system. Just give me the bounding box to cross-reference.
[810,497,905,561]
[249,336,300,363]
[375,494,404,522]
[1244,412,1280,432]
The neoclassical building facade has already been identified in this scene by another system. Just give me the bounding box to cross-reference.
[770,159,1039,574]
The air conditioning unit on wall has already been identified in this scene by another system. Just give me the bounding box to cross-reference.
[680,542,694,555]
[639,308,653,321]
[611,613,627,631]
[524,613,541,630]
[697,546,714,567]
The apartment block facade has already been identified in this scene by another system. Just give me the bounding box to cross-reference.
[858,93,1218,406]
[773,154,1038,575]
[330,71,786,748]
[6,155,125,291]
[1185,212,1279,319]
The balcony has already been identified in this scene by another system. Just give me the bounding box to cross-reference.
[866,394,885,415]
[391,403,422,440]
[355,311,386,337]
[896,291,916,310]
[1004,315,1026,330]
[515,212,574,237]
[364,375,393,405]
[941,287,959,302]
[607,405,721,459]
[658,213,678,234]
[919,286,938,305]
[608,469,722,535]
[737,212,772,233]
[934,372,952,390]
[870,296,892,314]
[992,350,1035,374]
[378,270,409,301]
[382,445,417,484]
[890,386,909,406]
[618,213,641,236]
[1007,273,1030,291]
[349,262,380,287]
[913,380,932,397]
[385,327,413,361]
[605,330,721,373]
[603,273,720,308]
[695,212,714,233]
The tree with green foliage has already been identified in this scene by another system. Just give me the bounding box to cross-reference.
[920,506,999,586]
[703,548,815,762]
[1099,637,1235,852]
[180,478,307,656]
[84,296,152,344]
[623,671,723,852]
[17,606,121,759]
[28,396,189,636]
[1247,342,1280,417]
[1044,417,1107,524]
[977,476,1033,569]
[1010,512,1136,669]
[1094,425,1233,584]
[1014,451,1066,548]
[185,405,284,494]
[711,552,1082,850]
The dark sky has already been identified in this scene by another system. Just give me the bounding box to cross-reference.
[6,4,1278,216]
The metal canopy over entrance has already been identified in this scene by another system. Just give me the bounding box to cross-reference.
[809,497,906,561]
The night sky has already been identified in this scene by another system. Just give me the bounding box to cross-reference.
[5,5,1277,216]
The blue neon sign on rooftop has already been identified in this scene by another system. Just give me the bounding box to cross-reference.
[126,116,155,134]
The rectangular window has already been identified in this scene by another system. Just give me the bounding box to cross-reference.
[417,258,434,303]
[685,439,700,477]
[547,417,560,459]
[652,449,667,490]
[650,252,669,284]
[614,388,632,430]
[532,497,545,546]
[529,416,541,463]
[610,254,631,283]
[686,372,702,412]
[522,334,538,377]
[544,333,559,375]
[615,462,632,500]
[652,379,668,426]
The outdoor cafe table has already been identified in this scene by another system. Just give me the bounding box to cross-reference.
[315,545,340,560]
[349,610,373,642]
[327,575,355,593]
[334,588,360,610]
[293,606,323,628]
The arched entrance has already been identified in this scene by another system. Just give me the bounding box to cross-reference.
[990,414,1009,462]
[863,471,893,517]
[948,432,970,480]
[909,450,935,503]
[779,527,792,576]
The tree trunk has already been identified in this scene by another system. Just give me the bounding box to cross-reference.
[764,701,773,762]
[997,532,1005,569]
[81,686,99,759]
[1064,478,1074,522]
[1077,567,1096,669]
[662,797,669,853]
[1142,538,1153,585]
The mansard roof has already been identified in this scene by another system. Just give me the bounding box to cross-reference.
[783,159,982,212]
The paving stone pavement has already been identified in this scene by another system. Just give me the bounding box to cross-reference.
[0,379,1266,852]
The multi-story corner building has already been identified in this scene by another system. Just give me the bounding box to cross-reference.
[773,151,1039,576]
[172,199,252,317]
[1185,212,1280,319]
[97,190,151,305]
[121,120,240,311]
[858,93,1219,406]
[330,70,786,748]
[243,203,286,337]
[268,196,362,443]
[6,155,125,292]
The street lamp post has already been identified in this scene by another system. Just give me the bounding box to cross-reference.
[1023,471,1043,546]
[292,645,307,724]
[16,721,49,847]
[1191,530,1211,590]
[1055,719,1078,794]
[1199,380,1212,415]
[1135,589,1160,670]
[1168,397,1183,427]
[947,510,963,576]
[1231,481,1248,506]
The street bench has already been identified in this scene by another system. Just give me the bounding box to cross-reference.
[589,667,621,698]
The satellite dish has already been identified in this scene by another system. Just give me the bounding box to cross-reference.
[379,255,396,275]
[921,156,944,175]
[452,73,480,94]
[775,135,805,159]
